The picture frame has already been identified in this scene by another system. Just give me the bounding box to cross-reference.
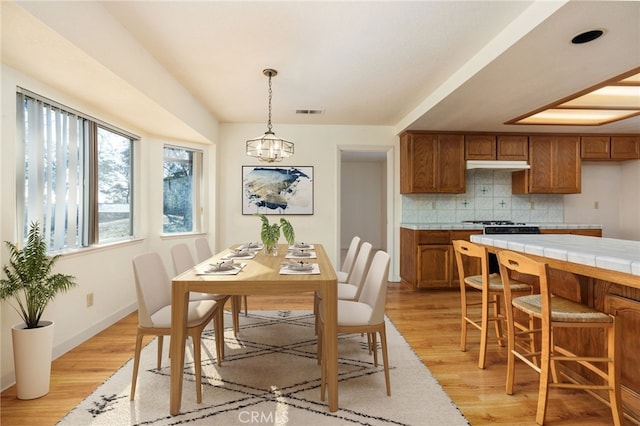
[242,166,314,215]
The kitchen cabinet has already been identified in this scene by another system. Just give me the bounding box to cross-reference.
[581,135,640,160]
[512,135,581,194]
[400,132,465,194]
[400,228,482,289]
[465,135,528,161]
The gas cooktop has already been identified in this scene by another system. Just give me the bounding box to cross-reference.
[462,220,525,226]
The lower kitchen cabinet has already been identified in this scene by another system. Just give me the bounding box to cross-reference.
[540,228,602,237]
[401,228,482,289]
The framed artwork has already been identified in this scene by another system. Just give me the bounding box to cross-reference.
[242,166,314,215]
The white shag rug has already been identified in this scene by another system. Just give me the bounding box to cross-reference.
[58,310,468,425]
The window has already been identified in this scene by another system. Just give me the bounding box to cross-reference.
[16,89,136,252]
[163,146,202,233]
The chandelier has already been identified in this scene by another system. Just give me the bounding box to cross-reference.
[246,69,294,162]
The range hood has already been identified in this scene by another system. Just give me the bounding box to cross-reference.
[466,160,530,171]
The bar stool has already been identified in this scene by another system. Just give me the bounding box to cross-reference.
[497,250,622,426]
[453,240,532,369]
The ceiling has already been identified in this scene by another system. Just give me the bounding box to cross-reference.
[2,1,639,144]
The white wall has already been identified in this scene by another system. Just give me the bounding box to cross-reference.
[341,161,386,249]
[564,161,640,239]
[215,124,398,274]
[0,65,215,390]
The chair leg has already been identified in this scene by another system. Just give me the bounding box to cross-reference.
[371,332,379,367]
[607,320,623,426]
[505,306,517,395]
[460,286,468,352]
[379,325,391,396]
[130,331,144,401]
[157,335,164,369]
[493,294,505,347]
[535,324,552,425]
[231,296,241,336]
[243,295,248,315]
[478,288,490,369]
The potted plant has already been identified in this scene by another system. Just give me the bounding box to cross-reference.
[0,222,77,399]
[255,214,295,256]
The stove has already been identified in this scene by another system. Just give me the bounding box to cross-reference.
[462,220,540,234]
[465,221,541,272]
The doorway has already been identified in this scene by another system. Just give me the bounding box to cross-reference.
[339,147,393,269]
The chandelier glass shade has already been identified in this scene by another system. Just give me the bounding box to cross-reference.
[246,69,294,162]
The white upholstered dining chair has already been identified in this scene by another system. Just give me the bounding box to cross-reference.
[314,242,373,333]
[317,250,391,399]
[171,242,239,339]
[130,252,222,403]
[336,236,361,283]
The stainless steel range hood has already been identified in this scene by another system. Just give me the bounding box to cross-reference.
[466,160,530,171]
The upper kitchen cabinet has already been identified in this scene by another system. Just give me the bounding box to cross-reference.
[465,134,528,161]
[581,135,640,160]
[400,132,465,194]
[512,135,581,194]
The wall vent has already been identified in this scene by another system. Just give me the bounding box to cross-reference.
[296,109,324,115]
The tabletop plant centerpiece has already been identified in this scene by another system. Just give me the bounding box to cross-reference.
[0,221,77,399]
[255,214,295,256]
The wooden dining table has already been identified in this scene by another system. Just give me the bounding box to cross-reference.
[169,243,338,415]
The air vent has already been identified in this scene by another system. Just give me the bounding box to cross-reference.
[296,109,324,115]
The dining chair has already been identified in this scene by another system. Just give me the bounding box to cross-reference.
[170,243,239,340]
[452,240,532,369]
[130,252,222,403]
[336,236,361,283]
[314,242,373,333]
[317,250,391,399]
[497,250,622,425]
[194,237,246,334]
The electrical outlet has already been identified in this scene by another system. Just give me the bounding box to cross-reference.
[594,201,599,209]
[86,293,94,307]
[530,201,535,210]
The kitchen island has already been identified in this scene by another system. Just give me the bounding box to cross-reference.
[470,233,640,423]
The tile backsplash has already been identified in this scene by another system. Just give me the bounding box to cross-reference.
[401,170,564,223]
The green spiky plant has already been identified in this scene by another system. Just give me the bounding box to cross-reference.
[0,222,77,329]
[255,214,295,250]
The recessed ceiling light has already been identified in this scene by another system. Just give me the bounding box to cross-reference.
[571,29,604,44]
[507,67,640,126]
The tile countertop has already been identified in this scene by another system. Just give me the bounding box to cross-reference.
[470,234,640,276]
[400,223,603,230]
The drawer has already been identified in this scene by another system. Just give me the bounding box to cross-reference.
[417,230,450,244]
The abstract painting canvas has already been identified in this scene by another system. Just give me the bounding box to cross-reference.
[242,166,314,215]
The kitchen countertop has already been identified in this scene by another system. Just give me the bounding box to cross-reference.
[400,223,603,231]
[470,234,640,276]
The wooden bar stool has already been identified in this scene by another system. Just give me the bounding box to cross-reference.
[497,250,623,425]
[453,240,532,369]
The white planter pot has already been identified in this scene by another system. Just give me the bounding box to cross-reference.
[11,320,54,399]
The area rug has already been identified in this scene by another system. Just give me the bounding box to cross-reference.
[58,310,468,425]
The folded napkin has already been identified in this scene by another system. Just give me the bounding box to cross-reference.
[196,261,246,275]
[288,243,315,250]
[221,249,256,260]
[239,242,263,250]
[285,250,317,259]
[279,261,320,275]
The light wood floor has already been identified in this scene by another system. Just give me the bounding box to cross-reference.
[1,283,622,425]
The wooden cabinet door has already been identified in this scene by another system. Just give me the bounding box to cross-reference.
[465,135,496,160]
[611,136,640,159]
[400,133,437,193]
[497,135,528,161]
[437,134,466,193]
[417,245,451,288]
[525,135,581,194]
[581,136,610,159]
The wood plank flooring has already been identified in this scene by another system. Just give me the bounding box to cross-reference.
[1,284,623,425]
